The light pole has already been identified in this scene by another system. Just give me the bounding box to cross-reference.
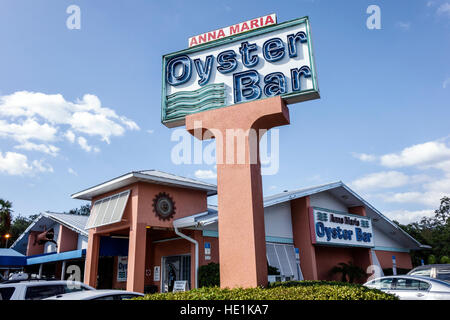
[4,234,11,248]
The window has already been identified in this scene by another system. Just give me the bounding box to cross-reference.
[368,278,393,290]
[409,268,431,278]
[393,278,430,291]
[25,285,65,300]
[436,267,450,282]
[266,243,298,279]
[0,287,15,300]
[63,284,91,294]
[117,294,139,300]
[93,295,115,300]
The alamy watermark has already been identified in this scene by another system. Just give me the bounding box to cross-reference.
[171,121,280,175]
[66,5,81,30]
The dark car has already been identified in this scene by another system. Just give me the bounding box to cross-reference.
[407,264,450,283]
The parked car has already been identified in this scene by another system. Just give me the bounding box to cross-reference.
[364,275,450,300]
[407,264,450,283]
[0,279,94,300]
[44,289,144,300]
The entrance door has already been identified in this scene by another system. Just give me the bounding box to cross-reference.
[162,255,191,292]
[97,257,114,289]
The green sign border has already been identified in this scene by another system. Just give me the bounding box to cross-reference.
[161,16,320,128]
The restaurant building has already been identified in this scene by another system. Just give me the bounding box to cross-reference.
[9,170,426,292]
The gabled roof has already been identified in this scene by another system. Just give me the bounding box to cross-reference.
[176,181,427,251]
[264,181,428,250]
[10,212,89,255]
[71,170,217,200]
[0,248,24,257]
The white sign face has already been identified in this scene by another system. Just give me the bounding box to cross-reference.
[188,14,277,48]
[162,16,319,127]
[310,208,374,248]
[173,280,188,292]
[153,266,160,282]
[117,256,128,282]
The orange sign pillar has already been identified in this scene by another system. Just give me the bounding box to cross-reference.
[84,229,100,288]
[186,96,290,288]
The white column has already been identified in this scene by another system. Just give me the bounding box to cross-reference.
[38,264,43,279]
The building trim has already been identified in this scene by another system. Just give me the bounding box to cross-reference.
[26,249,86,265]
[373,246,410,253]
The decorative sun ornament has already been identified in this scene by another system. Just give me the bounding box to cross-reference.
[152,192,176,221]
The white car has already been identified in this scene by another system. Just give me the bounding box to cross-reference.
[44,289,144,300]
[0,280,94,300]
[364,275,450,300]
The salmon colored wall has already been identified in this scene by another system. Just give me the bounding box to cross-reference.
[315,246,354,281]
[196,235,220,266]
[375,250,412,270]
[27,231,44,256]
[315,246,373,282]
[145,233,192,292]
[290,196,318,280]
[136,182,208,227]
[57,225,78,253]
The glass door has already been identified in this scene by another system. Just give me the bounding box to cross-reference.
[162,255,191,292]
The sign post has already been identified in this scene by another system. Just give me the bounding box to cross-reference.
[162,16,319,288]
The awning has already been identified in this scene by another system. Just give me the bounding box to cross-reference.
[266,243,299,280]
[0,249,26,267]
[86,190,130,229]
[26,249,86,265]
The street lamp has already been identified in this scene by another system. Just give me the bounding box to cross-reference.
[4,234,11,248]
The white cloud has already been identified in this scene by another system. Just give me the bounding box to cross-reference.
[396,22,411,31]
[77,137,100,153]
[384,209,435,224]
[443,77,450,89]
[0,91,140,149]
[380,141,450,168]
[194,169,217,179]
[68,168,77,176]
[147,129,154,134]
[32,159,53,173]
[14,142,59,157]
[0,151,52,175]
[437,2,450,16]
[0,118,57,143]
[351,171,411,191]
[351,138,450,211]
[352,152,376,162]
[64,130,76,143]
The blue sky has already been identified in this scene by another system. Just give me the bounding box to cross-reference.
[0,0,449,224]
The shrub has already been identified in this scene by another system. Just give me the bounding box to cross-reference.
[134,281,397,300]
[440,256,450,264]
[428,254,437,264]
[198,262,220,287]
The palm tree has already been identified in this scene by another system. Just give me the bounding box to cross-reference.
[331,261,366,283]
[0,199,13,247]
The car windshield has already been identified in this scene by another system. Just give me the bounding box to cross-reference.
[409,268,431,277]
[436,267,450,282]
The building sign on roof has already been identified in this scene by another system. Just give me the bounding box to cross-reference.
[310,207,374,248]
[188,14,277,48]
[161,16,319,127]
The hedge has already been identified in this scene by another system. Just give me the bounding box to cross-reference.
[134,281,397,300]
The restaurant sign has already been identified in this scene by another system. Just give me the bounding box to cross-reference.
[161,16,320,127]
[310,207,374,248]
